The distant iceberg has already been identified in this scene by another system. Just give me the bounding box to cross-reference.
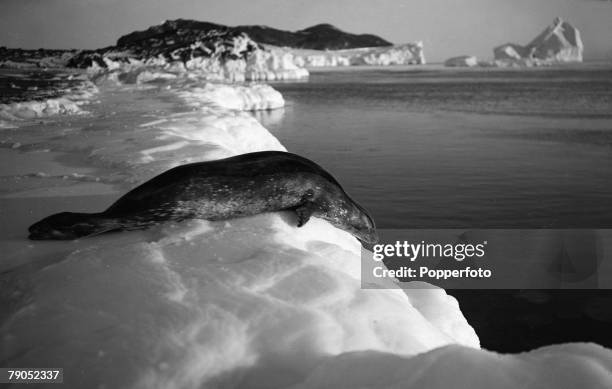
[492,17,583,66]
[443,18,584,68]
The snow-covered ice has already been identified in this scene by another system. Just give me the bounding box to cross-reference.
[176,83,285,111]
[292,343,612,389]
[3,215,481,389]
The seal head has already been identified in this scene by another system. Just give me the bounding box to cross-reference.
[28,212,111,240]
[346,203,378,244]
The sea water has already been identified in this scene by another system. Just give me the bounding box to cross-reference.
[261,65,612,229]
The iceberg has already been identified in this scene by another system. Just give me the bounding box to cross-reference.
[493,17,583,66]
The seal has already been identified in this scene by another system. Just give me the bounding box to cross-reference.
[28,151,378,243]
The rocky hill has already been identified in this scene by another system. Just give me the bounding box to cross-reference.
[117,20,391,51]
[238,23,391,50]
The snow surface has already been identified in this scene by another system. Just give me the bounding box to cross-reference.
[2,71,612,389]
[292,343,612,389]
[2,215,480,389]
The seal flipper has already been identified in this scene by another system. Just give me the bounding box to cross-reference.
[293,189,316,227]
[295,202,316,227]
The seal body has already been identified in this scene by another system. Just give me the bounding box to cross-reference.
[28,151,378,243]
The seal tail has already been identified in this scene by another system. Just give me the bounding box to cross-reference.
[28,211,123,240]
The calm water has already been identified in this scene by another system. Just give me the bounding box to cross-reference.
[0,69,85,103]
[261,66,612,229]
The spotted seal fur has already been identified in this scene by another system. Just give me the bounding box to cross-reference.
[28,151,378,243]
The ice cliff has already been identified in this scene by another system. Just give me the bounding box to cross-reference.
[271,42,425,67]
[493,17,583,66]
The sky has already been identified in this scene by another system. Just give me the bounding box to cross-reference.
[1,0,611,62]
